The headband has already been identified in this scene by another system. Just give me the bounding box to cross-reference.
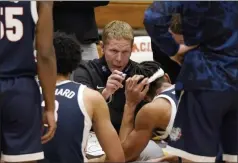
[147,68,165,84]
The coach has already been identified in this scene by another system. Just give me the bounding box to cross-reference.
[73,20,163,161]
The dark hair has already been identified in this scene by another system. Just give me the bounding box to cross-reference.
[54,31,82,76]
[170,13,182,34]
[130,61,166,98]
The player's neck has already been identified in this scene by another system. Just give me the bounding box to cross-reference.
[155,83,172,95]
[56,74,70,83]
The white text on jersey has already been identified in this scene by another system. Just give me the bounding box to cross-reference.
[55,88,75,99]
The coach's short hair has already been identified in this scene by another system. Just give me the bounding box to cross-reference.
[102,20,134,45]
[54,31,82,76]
[170,13,182,34]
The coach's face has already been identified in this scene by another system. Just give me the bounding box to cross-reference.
[102,39,132,72]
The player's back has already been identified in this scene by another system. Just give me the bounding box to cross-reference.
[0,1,37,77]
[152,85,178,140]
[41,81,92,163]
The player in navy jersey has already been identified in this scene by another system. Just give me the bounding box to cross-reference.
[0,1,56,162]
[144,2,238,162]
[119,61,178,162]
[40,32,125,163]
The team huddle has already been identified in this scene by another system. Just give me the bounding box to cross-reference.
[0,1,238,163]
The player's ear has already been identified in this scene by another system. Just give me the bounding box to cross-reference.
[164,73,171,84]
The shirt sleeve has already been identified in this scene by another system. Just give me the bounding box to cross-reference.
[144,2,209,56]
[144,1,181,56]
[73,65,95,89]
[180,2,210,46]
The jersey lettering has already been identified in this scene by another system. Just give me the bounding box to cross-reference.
[0,7,23,42]
[55,88,76,99]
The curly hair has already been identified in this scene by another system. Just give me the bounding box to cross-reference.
[130,61,166,98]
[54,31,82,75]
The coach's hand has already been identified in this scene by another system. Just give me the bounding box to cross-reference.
[102,70,126,100]
[125,75,149,107]
[42,110,57,144]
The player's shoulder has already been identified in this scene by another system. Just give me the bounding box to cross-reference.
[137,102,157,119]
[139,98,170,118]
[135,102,159,129]
[152,97,171,110]
[83,86,104,103]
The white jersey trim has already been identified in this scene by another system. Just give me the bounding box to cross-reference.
[153,85,176,139]
[30,1,38,24]
[77,85,92,162]
[223,154,238,162]
[56,80,71,86]
[1,152,44,162]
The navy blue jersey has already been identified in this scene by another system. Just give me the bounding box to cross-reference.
[40,81,92,163]
[0,1,37,77]
[144,2,238,91]
[152,85,178,140]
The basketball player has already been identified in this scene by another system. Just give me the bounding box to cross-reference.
[40,32,125,163]
[149,12,225,163]
[119,61,177,162]
[144,2,238,162]
[0,1,56,163]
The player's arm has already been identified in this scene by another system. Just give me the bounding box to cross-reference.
[145,2,200,58]
[144,1,181,57]
[120,103,157,162]
[119,103,136,143]
[36,1,56,112]
[170,44,198,65]
[90,90,125,162]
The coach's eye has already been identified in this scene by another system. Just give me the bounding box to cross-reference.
[112,50,118,53]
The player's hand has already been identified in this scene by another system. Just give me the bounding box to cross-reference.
[102,70,126,99]
[42,110,57,144]
[170,53,184,65]
[125,75,149,107]
[171,44,199,65]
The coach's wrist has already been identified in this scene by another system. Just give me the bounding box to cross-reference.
[101,88,112,100]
